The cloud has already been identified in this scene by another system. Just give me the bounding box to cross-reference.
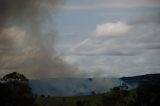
[69,12,160,56]
[93,22,131,37]
[69,21,160,56]
[129,13,160,25]
[52,0,160,78]
[65,13,160,77]
[62,0,160,11]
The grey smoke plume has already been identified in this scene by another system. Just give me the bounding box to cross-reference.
[0,0,80,79]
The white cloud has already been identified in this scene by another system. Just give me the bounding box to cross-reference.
[69,22,160,56]
[65,20,160,77]
[57,5,160,77]
[93,22,131,37]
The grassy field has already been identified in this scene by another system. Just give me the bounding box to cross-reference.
[36,93,104,106]
[35,90,138,106]
[35,85,160,106]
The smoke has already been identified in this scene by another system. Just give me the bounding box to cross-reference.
[29,78,123,96]
[0,0,80,79]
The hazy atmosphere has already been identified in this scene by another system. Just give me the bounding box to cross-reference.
[56,0,160,78]
[0,0,160,79]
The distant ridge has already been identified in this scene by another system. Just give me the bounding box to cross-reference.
[29,73,160,96]
[121,73,160,87]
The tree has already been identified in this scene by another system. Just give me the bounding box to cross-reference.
[0,72,37,106]
[1,72,28,82]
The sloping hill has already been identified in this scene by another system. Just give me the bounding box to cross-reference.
[121,73,160,87]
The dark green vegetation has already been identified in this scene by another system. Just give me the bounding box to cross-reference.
[0,72,160,106]
[0,72,37,106]
[35,84,160,106]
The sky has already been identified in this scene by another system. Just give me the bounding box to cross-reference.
[0,0,160,79]
[54,0,160,77]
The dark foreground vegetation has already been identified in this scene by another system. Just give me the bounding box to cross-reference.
[0,72,38,106]
[0,72,160,106]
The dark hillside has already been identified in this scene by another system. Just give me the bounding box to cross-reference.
[121,74,160,87]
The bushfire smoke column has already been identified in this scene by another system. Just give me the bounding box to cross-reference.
[0,0,79,78]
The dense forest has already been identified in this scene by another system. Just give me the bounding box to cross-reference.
[0,72,160,106]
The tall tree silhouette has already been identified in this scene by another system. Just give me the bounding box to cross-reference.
[0,72,37,106]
